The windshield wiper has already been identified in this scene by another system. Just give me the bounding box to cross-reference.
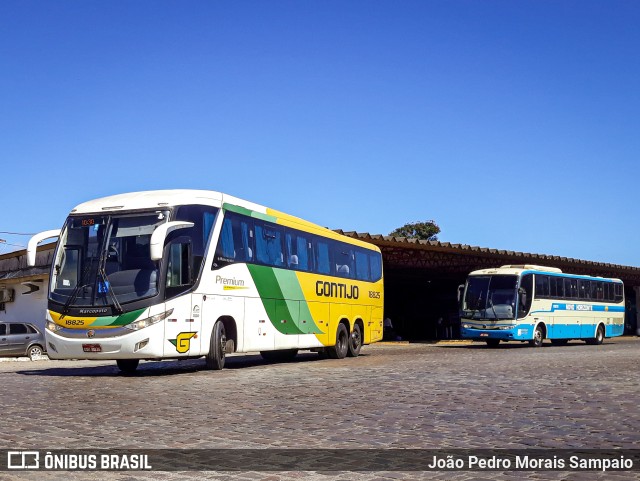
[60,258,96,320]
[96,243,123,314]
[488,298,499,319]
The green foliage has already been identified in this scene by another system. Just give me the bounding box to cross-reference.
[389,220,440,241]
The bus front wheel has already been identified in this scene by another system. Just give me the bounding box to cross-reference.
[485,339,500,348]
[205,321,226,370]
[117,359,139,373]
[328,323,349,359]
[529,325,544,347]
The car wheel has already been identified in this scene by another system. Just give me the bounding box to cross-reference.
[27,345,44,360]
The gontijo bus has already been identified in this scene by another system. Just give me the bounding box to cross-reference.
[459,265,624,347]
[27,190,384,372]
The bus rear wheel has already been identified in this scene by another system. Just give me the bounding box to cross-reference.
[205,321,226,370]
[586,325,605,345]
[328,323,349,359]
[117,359,139,373]
[347,323,362,357]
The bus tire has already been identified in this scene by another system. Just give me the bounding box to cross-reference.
[529,325,544,347]
[328,323,349,359]
[485,339,500,348]
[117,359,139,373]
[347,323,363,357]
[586,324,605,345]
[205,321,226,370]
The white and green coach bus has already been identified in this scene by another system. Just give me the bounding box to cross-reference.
[459,265,624,347]
[27,190,384,372]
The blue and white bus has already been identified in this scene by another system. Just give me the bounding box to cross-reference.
[459,265,625,347]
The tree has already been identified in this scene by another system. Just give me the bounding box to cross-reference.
[389,220,440,241]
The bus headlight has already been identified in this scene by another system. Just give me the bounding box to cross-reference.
[46,321,63,332]
[462,323,471,329]
[124,309,174,331]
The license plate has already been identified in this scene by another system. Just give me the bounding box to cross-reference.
[82,343,102,352]
[480,333,488,337]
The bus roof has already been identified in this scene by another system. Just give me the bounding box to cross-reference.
[69,189,380,252]
[468,265,622,283]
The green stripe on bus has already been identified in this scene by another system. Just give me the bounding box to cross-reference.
[273,269,323,334]
[247,265,304,335]
[89,308,146,326]
[223,203,277,223]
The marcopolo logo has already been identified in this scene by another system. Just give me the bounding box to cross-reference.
[78,308,109,315]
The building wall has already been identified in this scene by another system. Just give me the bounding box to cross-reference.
[0,279,48,330]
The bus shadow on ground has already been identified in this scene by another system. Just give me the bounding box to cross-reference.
[435,341,603,349]
[15,351,359,377]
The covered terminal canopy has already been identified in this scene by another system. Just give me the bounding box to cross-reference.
[337,231,640,340]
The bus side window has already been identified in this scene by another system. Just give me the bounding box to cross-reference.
[355,249,370,281]
[535,275,549,299]
[518,274,533,318]
[255,223,284,267]
[369,252,382,282]
[579,280,590,300]
[334,245,354,279]
[314,239,331,275]
[166,240,193,298]
[285,231,311,271]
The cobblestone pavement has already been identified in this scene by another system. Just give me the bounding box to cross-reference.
[1,337,639,480]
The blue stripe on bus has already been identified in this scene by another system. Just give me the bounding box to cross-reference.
[530,304,624,315]
[461,322,624,341]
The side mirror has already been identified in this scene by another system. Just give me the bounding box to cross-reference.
[150,221,194,261]
[457,284,465,304]
[518,288,527,307]
[27,229,61,266]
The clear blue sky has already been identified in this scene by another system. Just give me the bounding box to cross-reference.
[1,1,638,266]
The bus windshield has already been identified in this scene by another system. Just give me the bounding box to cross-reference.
[462,275,518,320]
[50,212,168,308]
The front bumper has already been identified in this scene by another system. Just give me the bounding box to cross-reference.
[461,324,533,341]
[45,321,165,360]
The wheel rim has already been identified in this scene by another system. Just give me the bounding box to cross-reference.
[534,329,542,345]
[350,328,361,351]
[30,347,42,357]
